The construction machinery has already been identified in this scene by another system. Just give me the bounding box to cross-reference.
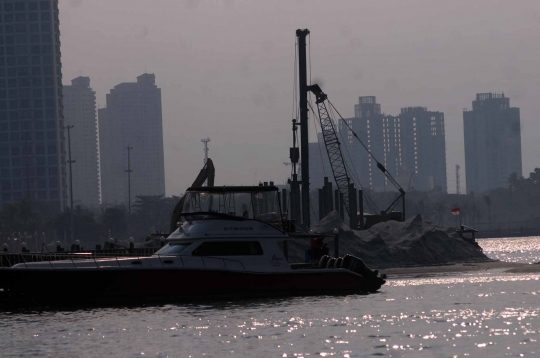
[308,84,406,228]
[169,158,215,233]
[292,29,405,229]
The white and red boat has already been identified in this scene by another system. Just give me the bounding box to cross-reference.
[0,186,385,306]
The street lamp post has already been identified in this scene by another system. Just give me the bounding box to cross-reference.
[65,125,75,243]
[125,145,133,216]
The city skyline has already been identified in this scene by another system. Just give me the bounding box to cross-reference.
[57,0,539,195]
[331,96,447,193]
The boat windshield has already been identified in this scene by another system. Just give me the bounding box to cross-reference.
[182,188,283,223]
[154,242,192,255]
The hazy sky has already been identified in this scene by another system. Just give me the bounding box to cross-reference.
[59,0,540,195]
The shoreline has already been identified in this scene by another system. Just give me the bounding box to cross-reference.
[380,260,540,277]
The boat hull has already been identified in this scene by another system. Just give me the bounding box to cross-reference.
[0,267,379,307]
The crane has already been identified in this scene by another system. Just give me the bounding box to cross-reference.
[308,84,352,215]
[292,28,405,227]
[308,84,406,220]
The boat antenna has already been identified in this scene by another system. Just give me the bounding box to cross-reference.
[201,137,210,164]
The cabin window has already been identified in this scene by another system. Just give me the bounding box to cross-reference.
[155,242,192,255]
[192,241,263,256]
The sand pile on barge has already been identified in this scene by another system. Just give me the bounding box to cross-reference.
[290,211,489,268]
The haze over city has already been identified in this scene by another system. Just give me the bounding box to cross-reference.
[58,0,540,195]
[5,2,540,356]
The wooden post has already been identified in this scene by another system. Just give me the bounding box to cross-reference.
[263,182,269,214]
[281,188,288,219]
[339,192,345,221]
[318,189,325,221]
[326,181,333,214]
[334,189,339,216]
[348,184,358,229]
[333,229,339,257]
[358,189,364,230]
[323,177,333,216]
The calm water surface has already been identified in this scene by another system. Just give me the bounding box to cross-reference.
[1,237,540,357]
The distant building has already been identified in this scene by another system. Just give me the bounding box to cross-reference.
[347,96,387,191]
[0,0,68,212]
[99,74,165,206]
[338,97,447,193]
[63,77,100,207]
[464,93,522,194]
[399,107,447,192]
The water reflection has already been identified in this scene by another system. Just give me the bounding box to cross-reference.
[389,273,540,286]
[3,273,539,357]
[479,236,540,263]
[2,238,540,357]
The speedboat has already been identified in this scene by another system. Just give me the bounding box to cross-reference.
[0,186,385,306]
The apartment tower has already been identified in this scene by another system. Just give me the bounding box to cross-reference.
[99,73,165,206]
[464,93,522,194]
[0,0,67,211]
[62,76,100,206]
[337,97,447,193]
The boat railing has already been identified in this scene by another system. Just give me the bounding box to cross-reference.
[0,252,246,271]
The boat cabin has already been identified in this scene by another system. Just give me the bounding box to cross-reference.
[154,186,291,271]
[181,185,283,222]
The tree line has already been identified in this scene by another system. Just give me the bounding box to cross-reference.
[0,195,180,246]
[370,168,540,231]
[2,168,540,245]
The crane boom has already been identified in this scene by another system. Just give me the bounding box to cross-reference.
[309,84,352,215]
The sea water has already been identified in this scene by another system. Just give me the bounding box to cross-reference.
[1,237,540,357]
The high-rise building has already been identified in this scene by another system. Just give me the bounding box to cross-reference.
[345,96,388,191]
[0,0,67,211]
[338,97,447,193]
[99,74,165,205]
[464,93,522,194]
[62,77,100,207]
[399,107,447,192]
